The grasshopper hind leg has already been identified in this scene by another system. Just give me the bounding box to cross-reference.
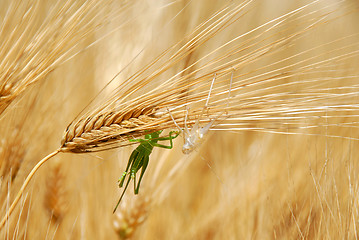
[135,155,149,194]
[119,149,139,187]
[113,175,132,213]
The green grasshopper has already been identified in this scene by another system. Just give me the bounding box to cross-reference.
[113,130,180,212]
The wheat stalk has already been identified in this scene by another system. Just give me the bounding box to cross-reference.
[0,150,59,230]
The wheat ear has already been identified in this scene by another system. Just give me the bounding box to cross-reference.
[113,197,150,239]
[44,162,68,223]
[0,0,127,115]
[0,150,60,230]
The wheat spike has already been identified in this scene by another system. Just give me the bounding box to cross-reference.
[113,197,150,239]
[44,162,68,224]
[0,136,24,186]
[0,0,128,115]
[60,107,160,153]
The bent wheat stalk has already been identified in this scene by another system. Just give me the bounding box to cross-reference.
[0,150,60,229]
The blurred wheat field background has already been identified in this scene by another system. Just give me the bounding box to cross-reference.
[1,0,359,239]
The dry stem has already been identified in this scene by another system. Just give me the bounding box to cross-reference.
[0,150,60,230]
